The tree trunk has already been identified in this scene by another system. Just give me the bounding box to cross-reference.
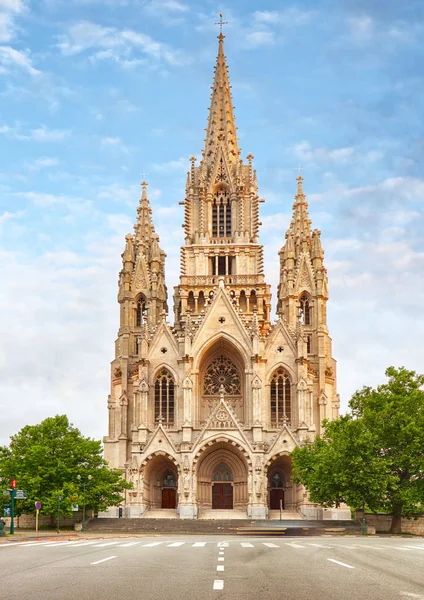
[389,504,402,533]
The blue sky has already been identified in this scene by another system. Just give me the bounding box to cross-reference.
[1,0,423,446]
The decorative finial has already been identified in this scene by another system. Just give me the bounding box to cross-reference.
[215,12,228,35]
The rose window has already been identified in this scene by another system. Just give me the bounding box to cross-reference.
[203,355,241,396]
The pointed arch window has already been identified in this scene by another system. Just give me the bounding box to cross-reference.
[212,188,231,237]
[204,355,241,396]
[136,296,147,326]
[270,368,291,425]
[299,293,311,326]
[213,464,233,481]
[154,369,175,426]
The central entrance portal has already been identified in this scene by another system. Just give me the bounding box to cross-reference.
[212,483,233,509]
[161,472,177,509]
[270,488,284,510]
[212,463,233,509]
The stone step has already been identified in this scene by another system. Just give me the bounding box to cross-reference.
[268,510,304,521]
[144,509,178,519]
[198,509,247,520]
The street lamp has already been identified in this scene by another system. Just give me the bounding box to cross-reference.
[77,474,92,532]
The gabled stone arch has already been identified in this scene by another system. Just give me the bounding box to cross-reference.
[141,451,181,510]
[193,331,249,373]
[194,439,251,513]
[195,336,248,426]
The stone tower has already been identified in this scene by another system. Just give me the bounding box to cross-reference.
[103,33,343,520]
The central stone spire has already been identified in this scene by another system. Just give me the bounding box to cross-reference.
[202,33,240,167]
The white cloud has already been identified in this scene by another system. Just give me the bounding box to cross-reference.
[100,136,130,154]
[254,7,315,26]
[146,0,188,13]
[0,209,24,222]
[294,141,383,165]
[57,20,189,67]
[0,46,41,76]
[26,156,59,171]
[0,123,71,141]
[245,30,276,48]
[0,0,25,42]
[151,157,188,172]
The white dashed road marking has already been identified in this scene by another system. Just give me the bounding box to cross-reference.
[216,565,224,572]
[286,543,305,549]
[217,542,229,547]
[328,559,355,569]
[218,557,224,561]
[91,556,117,565]
[93,542,119,547]
[143,542,164,547]
[193,542,207,547]
[213,580,224,590]
[118,542,141,547]
[167,542,185,547]
[241,543,254,547]
[263,543,280,548]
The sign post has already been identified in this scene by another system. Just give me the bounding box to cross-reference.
[35,501,42,532]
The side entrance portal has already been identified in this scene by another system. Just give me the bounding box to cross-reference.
[270,488,284,510]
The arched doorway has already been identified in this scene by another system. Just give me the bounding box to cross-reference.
[212,463,233,509]
[143,455,179,510]
[196,442,249,512]
[267,455,294,512]
[269,471,285,510]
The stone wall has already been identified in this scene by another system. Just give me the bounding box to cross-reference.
[356,511,424,535]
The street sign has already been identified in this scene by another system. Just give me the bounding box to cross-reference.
[3,490,10,497]
[15,490,28,499]
[71,504,79,512]
[58,496,62,501]
[35,501,41,510]
[3,504,11,517]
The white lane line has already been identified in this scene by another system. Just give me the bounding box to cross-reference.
[143,542,164,547]
[192,542,207,547]
[328,559,355,569]
[217,542,229,547]
[400,546,424,551]
[213,580,224,590]
[216,565,224,572]
[93,542,119,547]
[91,556,117,565]
[219,551,224,555]
[46,541,81,547]
[218,557,224,561]
[0,543,21,547]
[263,543,279,548]
[118,542,142,547]
[393,547,413,551]
[339,545,357,550]
[167,542,185,547]
[307,543,331,548]
[70,542,98,547]
[22,542,63,547]
[286,543,305,549]
[241,542,254,547]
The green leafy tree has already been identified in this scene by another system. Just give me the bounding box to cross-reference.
[0,415,132,522]
[292,367,424,533]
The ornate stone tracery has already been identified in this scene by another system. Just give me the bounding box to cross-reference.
[203,355,241,396]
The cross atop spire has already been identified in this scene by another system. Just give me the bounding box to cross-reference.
[215,13,228,34]
[202,28,240,166]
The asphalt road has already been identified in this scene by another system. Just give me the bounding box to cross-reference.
[1,535,424,600]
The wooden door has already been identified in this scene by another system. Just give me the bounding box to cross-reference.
[270,488,284,510]
[212,483,233,509]
[162,488,176,509]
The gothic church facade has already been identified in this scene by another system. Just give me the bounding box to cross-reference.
[103,34,342,520]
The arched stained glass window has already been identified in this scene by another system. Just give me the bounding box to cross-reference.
[154,369,175,426]
[204,355,241,396]
[213,464,233,481]
[270,368,291,425]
